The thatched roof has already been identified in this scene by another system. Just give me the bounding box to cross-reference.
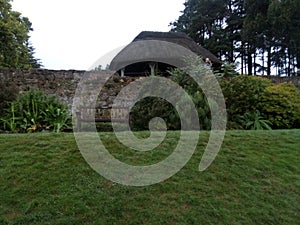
[133,31,221,63]
[110,31,221,72]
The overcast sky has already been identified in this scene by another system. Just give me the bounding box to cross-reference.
[12,0,185,70]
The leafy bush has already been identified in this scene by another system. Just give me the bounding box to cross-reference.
[0,80,18,119]
[221,76,300,129]
[238,110,272,130]
[1,89,71,132]
[221,75,272,128]
[130,97,180,131]
[169,67,212,130]
[261,82,300,129]
[130,64,212,131]
[1,102,19,132]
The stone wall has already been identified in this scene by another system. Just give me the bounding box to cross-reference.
[0,69,84,108]
[0,68,137,110]
[0,68,299,110]
[267,76,300,90]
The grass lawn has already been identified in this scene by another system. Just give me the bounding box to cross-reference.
[0,130,299,224]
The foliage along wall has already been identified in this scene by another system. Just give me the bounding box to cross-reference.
[0,69,300,131]
[0,68,299,110]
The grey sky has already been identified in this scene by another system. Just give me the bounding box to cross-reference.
[12,0,185,70]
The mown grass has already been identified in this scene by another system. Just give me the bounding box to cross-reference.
[0,130,299,224]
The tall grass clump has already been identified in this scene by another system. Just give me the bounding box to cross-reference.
[1,89,71,133]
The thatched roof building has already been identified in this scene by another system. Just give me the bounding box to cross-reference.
[110,31,221,76]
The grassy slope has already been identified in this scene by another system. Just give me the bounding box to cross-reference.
[0,130,299,225]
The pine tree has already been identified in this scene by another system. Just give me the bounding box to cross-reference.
[171,0,300,76]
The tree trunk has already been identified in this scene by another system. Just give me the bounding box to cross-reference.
[267,47,271,76]
[261,49,265,76]
[287,49,291,76]
[247,44,253,75]
[254,50,256,75]
[241,42,244,75]
[296,51,300,75]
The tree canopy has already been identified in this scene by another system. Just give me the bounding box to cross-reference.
[171,0,300,76]
[0,0,41,68]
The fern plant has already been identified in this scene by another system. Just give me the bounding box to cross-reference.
[239,110,272,130]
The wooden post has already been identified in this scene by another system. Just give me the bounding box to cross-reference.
[121,68,125,77]
[149,63,155,76]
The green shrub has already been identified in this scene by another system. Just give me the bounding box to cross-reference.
[1,89,71,132]
[0,102,19,132]
[221,76,300,129]
[130,97,180,131]
[43,104,72,132]
[170,67,212,130]
[0,80,18,122]
[130,65,212,131]
[221,75,272,128]
[238,110,272,130]
[261,82,300,129]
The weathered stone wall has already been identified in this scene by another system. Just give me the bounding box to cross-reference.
[267,76,300,90]
[0,68,299,110]
[0,68,137,110]
[0,69,84,108]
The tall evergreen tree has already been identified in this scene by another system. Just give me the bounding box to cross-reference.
[268,0,300,76]
[0,0,41,68]
[171,0,300,76]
